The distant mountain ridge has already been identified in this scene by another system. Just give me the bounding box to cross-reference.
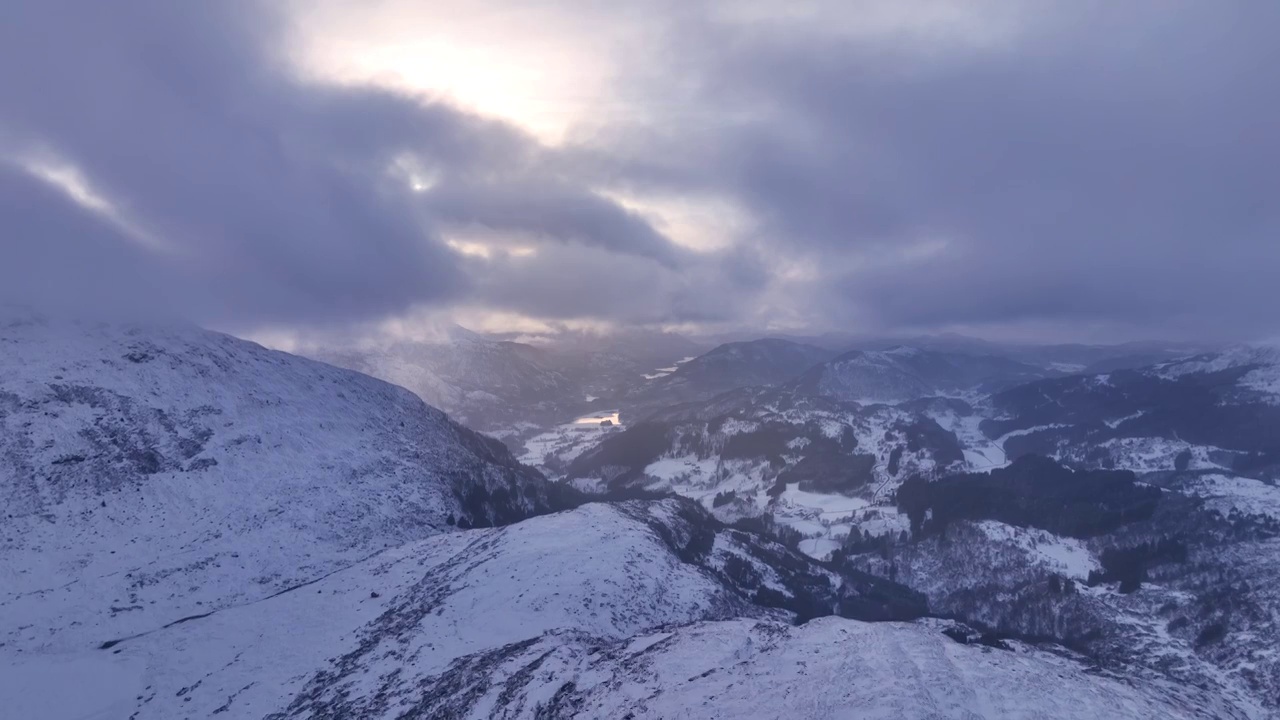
[789,346,1051,404]
[622,338,837,417]
[983,344,1280,475]
[305,327,707,433]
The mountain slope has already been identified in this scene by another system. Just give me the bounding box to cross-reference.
[791,346,1050,404]
[403,617,1246,719]
[842,455,1280,716]
[311,333,576,431]
[624,339,837,415]
[845,334,1216,374]
[4,498,924,719]
[983,345,1280,474]
[12,493,1237,719]
[0,313,569,658]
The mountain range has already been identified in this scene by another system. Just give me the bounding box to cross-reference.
[5,312,1279,717]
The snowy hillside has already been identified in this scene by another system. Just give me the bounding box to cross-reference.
[985,345,1280,475]
[0,312,568,665]
[310,332,577,432]
[791,346,1050,404]
[405,617,1247,719]
[5,315,1277,718]
[544,389,974,557]
[7,493,1246,719]
[846,335,1216,375]
[306,327,709,436]
[1153,345,1280,397]
[2,497,927,719]
[842,456,1280,716]
[623,339,837,415]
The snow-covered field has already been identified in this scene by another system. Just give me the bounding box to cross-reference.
[517,418,622,469]
[1181,473,1280,520]
[973,520,1100,580]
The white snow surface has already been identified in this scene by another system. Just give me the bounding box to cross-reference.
[0,314,549,659]
[419,617,1242,719]
[0,316,1265,719]
[2,501,765,719]
[1154,346,1280,398]
[1182,473,1280,520]
[974,520,1100,580]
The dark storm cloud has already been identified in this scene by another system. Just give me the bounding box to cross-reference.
[466,242,752,325]
[423,179,685,267]
[597,1,1280,339]
[0,164,167,318]
[0,0,459,325]
[0,0,689,328]
[4,0,1277,340]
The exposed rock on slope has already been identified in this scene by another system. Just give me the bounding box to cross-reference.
[0,313,569,657]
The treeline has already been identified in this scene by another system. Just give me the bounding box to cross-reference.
[1086,538,1188,593]
[895,455,1161,538]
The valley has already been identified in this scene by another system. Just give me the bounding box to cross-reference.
[4,314,1278,717]
[303,328,1280,714]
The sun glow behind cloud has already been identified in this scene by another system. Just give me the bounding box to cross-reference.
[286,1,627,145]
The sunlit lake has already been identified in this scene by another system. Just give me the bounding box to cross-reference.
[573,410,621,425]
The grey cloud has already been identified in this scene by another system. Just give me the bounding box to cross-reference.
[0,0,693,329]
[5,0,1276,341]
[468,244,749,325]
[423,179,686,267]
[0,0,466,326]
[596,0,1280,340]
[0,164,168,318]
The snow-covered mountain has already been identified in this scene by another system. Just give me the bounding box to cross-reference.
[310,331,577,432]
[845,334,1218,375]
[7,493,1241,719]
[306,327,708,436]
[563,390,966,499]
[418,616,1246,719]
[3,484,928,719]
[6,316,1276,718]
[490,327,706,375]
[544,388,984,559]
[790,346,1051,404]
[840,455,1280,717]
[0,314,934,719]
[517,351,1053,562]
[0,312,570,668]
[983,345,1280,475]
[618,338,836,418]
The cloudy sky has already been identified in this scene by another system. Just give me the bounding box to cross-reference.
[2,1,1277,343]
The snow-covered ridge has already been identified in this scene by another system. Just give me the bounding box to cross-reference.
[3,496,918,719]
[0,314,563,658]
[1,501,756,719]
[1153,345,1280,379]
[409,617,1245,719]
[790,346,1050,405]
[1153,345,1280,398]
